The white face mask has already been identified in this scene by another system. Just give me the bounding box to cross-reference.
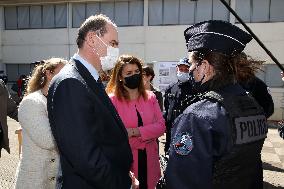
[177,71,189,83]
[94,36,119,71]
[100,46,119,71]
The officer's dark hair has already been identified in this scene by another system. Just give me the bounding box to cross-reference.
[142,66,155,82]
[191,50,248,90]
[76,14,116,48]
[234,52,264,83]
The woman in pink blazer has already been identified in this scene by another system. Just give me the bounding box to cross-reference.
[106,55,165,189]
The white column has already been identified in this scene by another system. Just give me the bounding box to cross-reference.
[143,0,148,61]
[143,0,148,27]
[229,0,236,24]
[67,2,72,59]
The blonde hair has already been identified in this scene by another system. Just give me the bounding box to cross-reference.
[25,58,67,95]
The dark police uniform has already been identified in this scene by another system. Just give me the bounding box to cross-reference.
[240,76,274,118]
[164,80,195,153]
[164,20,269,189]
[165,83,267,189]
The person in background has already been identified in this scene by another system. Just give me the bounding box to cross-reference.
[279,72,284,139]
[165,20,268,189]
[47,14,134,189]
[0,79,18,157]
[14,58,66,189]
[101,69,112,88]
[106,55,166,189]
[236,53,274,118]
[0,75,8,84]
[16,75,27,99]
[163,57,196,154]
[142,65,163,111]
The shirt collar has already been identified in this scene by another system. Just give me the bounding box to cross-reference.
[72,53,100,81]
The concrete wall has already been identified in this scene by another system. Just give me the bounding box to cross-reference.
[0,2,284,119]
[2,23,284,64]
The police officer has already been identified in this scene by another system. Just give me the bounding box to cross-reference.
[163,58,196,153]
[165,20,267,189]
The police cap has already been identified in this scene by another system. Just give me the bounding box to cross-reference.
[177,57,190,66]
[184,20,252,55]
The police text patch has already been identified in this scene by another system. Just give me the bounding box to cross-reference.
[234,115,267,144]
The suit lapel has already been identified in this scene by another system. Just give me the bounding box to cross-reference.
[70,59,128,137]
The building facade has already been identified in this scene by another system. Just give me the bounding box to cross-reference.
[0,0,284,119]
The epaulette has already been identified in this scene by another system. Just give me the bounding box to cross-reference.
[202,91,224,102]
[165,82,178,93]
[186,91,224,107]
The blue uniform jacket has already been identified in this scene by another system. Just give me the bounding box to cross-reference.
[165,84,246,189]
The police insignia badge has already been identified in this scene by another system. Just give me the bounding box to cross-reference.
[173,132,193,155]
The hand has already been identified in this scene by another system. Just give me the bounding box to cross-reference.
[129,171,139,189]
[281,72,284,81]
[126,128,134,138]
[126,128,141,138]
[15,127,22,134]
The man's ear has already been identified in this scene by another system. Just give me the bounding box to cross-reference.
[86,31,97,46]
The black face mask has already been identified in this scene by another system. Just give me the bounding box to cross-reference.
[124,74,142,89]
[188,67,205,92]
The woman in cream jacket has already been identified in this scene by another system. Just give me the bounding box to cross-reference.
[15,58,66,189]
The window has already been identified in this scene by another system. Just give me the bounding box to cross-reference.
[179,0,195,25]
[4,4,67,30]
[73,3,85,28]
[148,0,162,25]
[148,0,230,26]
[30,6,42,29]
[236,0,284,23]
[72,1,143,28]
[255,64,284,88]
[235,0,251,22]
[17,6,30,29]
[265,65,284,87]
[101,2,114,21]
[86,3,100,18]
[251,0,269,22]
[55,4,67,28]
[43,5,55,28]
[115,2,129,26]
[163,0,179,25]
[213,0,230,21]
[5,7,17,29]
[270,0,284,22]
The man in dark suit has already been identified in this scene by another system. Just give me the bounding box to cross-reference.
[47,14,133,189]
[0,79,18,157]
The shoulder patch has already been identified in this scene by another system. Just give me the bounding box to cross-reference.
[172,132,193,155]
[234,115,267,144]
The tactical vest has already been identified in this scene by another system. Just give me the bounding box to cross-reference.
[201,91,267,189]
